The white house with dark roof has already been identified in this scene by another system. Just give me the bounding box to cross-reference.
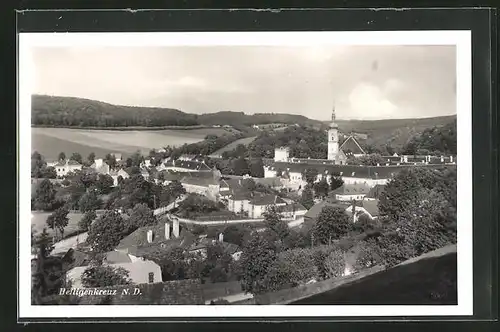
[66,259,162,288]
[54,159,83,177]
[90,159,110,175]
[331,183,371,201]
[109,168,130,186]
[345,199,380,222]
[249,194,287,219]
[180,174,221,200]
[163,159,212,173]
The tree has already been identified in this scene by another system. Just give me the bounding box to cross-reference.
[125,203,156,234]
[233,157,250,176]
[378,188,456,267]
[70,152,83,164]
[31,151,47,178]
[323,249,346,279]
[33,179,57,211]
[96,174,114,194]
[283,229,308,250]
[46,206,69,241]
[240,232,278,294]
[81,265,132,288]
[312,206,352,245]
[78,189,102,213]
[263,205,289,240]
[223,224,250,246]
[87,152,96,165]
[58,152,66,161]
[302,168,319,185]
[87,210,126,253]
[250,158,265,178]
[300,184,314,209]
[358,153,385,166]
[78,210,97,232]
[104,153,117,170]
[329,175,344,191]
[163,180,186,206]
[353,239,383,271]
[42,166,57,179]
[313,178,330,199]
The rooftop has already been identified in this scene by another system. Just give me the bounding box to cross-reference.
[332,184,371,196]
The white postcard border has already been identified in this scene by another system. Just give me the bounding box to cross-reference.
[18,30,472,318]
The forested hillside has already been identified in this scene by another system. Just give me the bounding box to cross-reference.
[32,95,199,127]
[401,119,457,155]
[32,95,324,129]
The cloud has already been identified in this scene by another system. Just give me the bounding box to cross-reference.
[347,83,399,119]
[31,45,456,120]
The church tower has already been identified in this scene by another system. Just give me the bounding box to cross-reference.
[327,104,339,161]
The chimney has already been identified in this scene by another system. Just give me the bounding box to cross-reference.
[218,232,224,243]
[173,219,180,238]
[164,222,170,240]
[450,156,454,163]
[146,230,153,243]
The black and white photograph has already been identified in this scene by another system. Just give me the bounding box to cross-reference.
[18,30,472,318]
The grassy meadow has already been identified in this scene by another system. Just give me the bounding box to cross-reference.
[210,136,258,156]
[32,127,229,160]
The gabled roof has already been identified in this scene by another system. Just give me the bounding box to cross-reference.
[55,159,82,167]
[339,136,366,155]
[105,250,132,264]
[361,200,380,217]
[331,184,371,196]
[61,248,89,268]
[117,221,198,255]
[164,159,212,171]
[280,202,308,213]
[228,189,252,201]
[254,177,283,188]
[366,184,386,199]
[250,194,286,206]
[180,174,219,187]
[304,200,336,220]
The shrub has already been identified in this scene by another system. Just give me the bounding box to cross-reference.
[353,240,383,271]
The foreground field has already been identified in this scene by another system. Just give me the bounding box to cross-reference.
[32,127,229,160]
[31,211,84,238]
[31,210,106,238]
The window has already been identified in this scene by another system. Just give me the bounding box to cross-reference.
[148,272,154,283]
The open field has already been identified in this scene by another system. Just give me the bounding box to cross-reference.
[32,127,230,160]
[31,211,85,237]
[31,210,106,238]
[209,136,258,157]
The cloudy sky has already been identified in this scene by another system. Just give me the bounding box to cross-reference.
[32,45,456,120]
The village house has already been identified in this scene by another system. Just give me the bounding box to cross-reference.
[249,194,287,219]
[110,168,130,186]
[161,159,212,173]
[111,153,122,162]
[180,175,221,201]
[66,258,162,288]
[330,183,371,201]
[344,199,380,222]
[54,159,83,177]
[363,184,386,201]
[226,190,252,216]
[64,249,162,288]
[90,159,110,175]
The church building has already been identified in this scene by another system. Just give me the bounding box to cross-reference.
[273,105,365,165]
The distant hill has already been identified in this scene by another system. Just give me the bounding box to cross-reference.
[32,95,199,127]
[31,95,324,129]
[330,115,457,152]
[198,111,324,127]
